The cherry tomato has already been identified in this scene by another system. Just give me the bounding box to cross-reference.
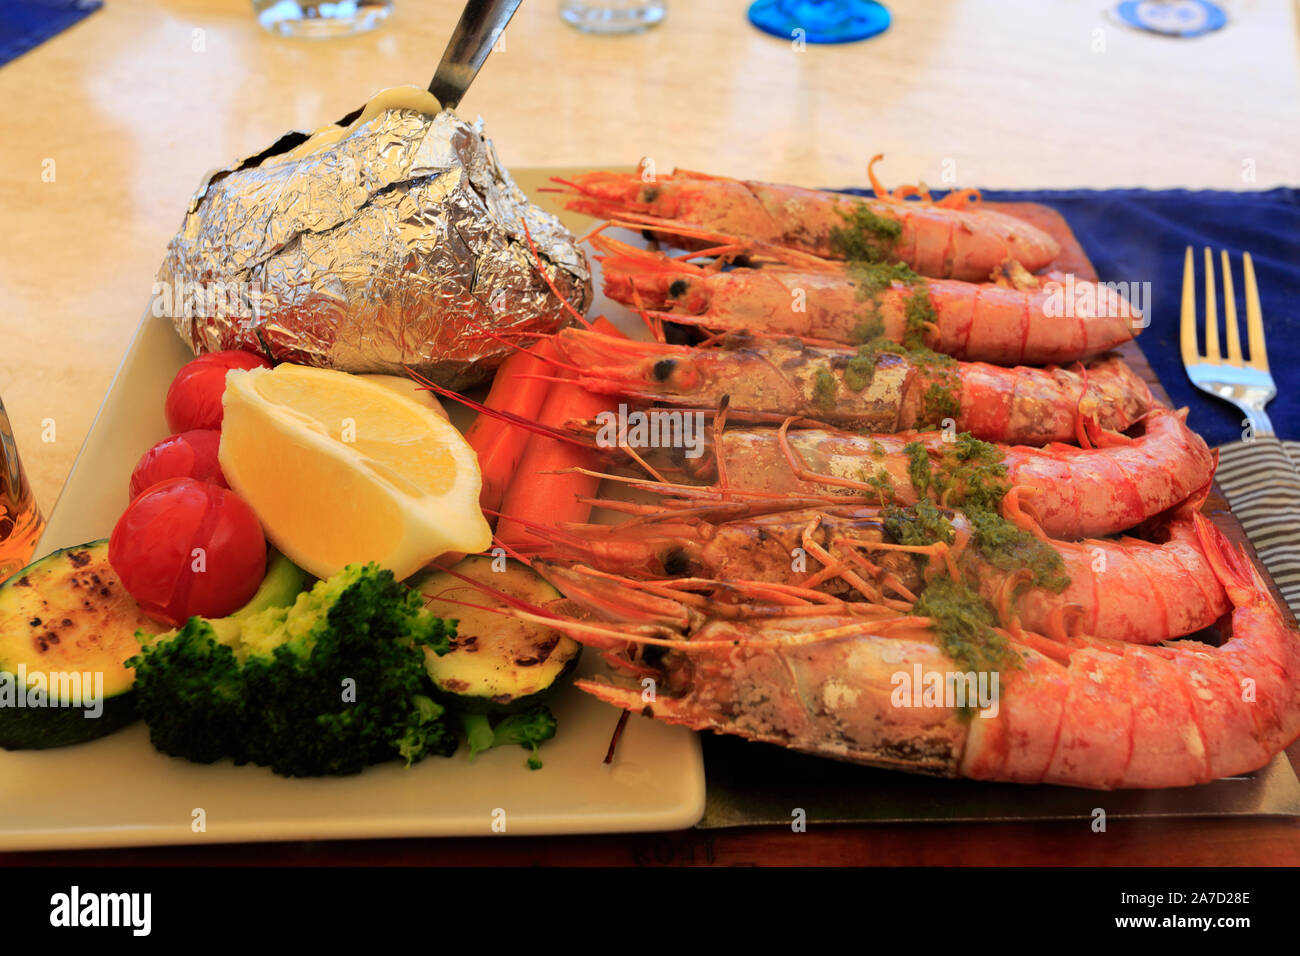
[129,430,227,500]
[165,350,271,433]
[110,477,267,626]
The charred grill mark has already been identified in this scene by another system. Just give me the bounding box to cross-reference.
[67,550,92,568]
[653,358,677,381]
[516,635,561,667]
[668,278,688,298]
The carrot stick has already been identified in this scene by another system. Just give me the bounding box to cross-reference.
[468,340,559,515]
[588,315,624,338]
[495,317,625,547]
[466,340,556,448]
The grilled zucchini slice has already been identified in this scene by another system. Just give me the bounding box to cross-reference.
[0,541,160,749]
[412,556,579,716]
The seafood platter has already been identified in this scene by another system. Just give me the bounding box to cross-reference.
[2,89,1297,846]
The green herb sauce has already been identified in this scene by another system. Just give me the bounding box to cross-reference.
[885,433,1069,672]
[883,499,954,547]
[850,260,922,295]
[828,199,1064,676]
[850,314,886,345]
[913,576,1020,675]
[966,510,1071,591]
[862,467,895,504]
[902,286,938,349]
[813,366,838,411]
[843,354,876,392]
[922,380,961,424]
[838,335,958,430]
[829,204,903,264]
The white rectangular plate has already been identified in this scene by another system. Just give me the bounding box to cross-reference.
[0,168,705,850]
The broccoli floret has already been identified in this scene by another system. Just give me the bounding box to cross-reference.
[128,564,459,777]
[461,706,558,770]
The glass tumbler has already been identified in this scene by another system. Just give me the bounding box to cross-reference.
[559,0,666,34]
[0,394,44,583]
[252,0,394,39]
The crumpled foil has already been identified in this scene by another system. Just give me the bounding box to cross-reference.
[158,105,591,389]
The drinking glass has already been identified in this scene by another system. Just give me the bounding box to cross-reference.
[252,0,393,39]
[0,395,44,584]
[559,0,666,34]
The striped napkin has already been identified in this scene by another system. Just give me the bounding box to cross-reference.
[1215,437,1300,617]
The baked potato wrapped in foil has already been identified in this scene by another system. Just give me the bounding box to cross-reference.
[158,89,591,389]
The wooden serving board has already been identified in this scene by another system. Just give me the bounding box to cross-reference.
[526,174,1300,823]
[701,201,1300,826]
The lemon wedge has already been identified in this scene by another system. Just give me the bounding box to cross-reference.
[354,373,447,419]
[219,364,491,581]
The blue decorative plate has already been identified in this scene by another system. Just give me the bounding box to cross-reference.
[748,0,891,45]
[1113,0,1227,38]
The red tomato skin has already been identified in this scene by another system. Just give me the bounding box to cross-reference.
[164,350,271,433]
[129,430,227,500]
[109,477,266,627]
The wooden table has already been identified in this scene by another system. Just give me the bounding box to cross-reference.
[2,0,1299,866]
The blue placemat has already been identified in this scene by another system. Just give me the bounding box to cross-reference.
[1,0,102,68]
[838,186,1300,446]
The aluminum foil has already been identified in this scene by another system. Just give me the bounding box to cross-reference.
[158,103,591,389]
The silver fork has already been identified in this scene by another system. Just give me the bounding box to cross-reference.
[1180,247,1276,438]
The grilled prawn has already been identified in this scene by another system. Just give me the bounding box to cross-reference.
[530,516,1299,790]
[517,495,1230,646]
[551,326,1153,446]
[696,407,1215,540]
[592,234,1141,366]
[553,157,1061,281]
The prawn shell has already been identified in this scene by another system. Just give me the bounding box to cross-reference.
[564,169,1060,280]
[706,408,1213,540]
[582,618,969,775]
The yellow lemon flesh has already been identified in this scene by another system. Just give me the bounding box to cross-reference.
[354,374,447,419]
[219,364,491,581]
